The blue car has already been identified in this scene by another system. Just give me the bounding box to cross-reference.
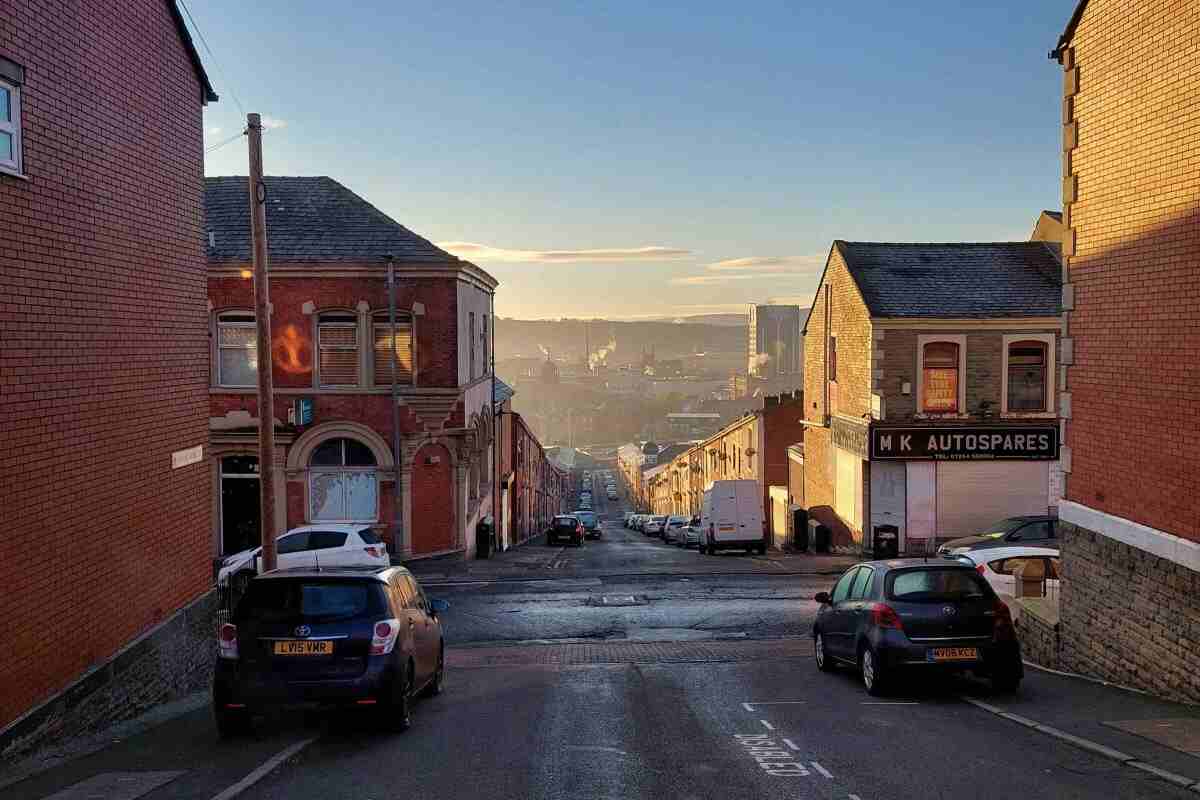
[213,566,447,737]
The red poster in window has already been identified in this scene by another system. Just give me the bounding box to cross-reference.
[923,368,958,412]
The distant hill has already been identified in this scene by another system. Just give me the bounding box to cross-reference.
[496,317,746,363]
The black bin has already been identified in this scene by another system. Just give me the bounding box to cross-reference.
[475,519,493,559]
[814,523,831,554]
[792,509,809,552]
[872,524,899,560]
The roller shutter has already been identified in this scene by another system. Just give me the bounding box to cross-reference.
[936,461,1049,539]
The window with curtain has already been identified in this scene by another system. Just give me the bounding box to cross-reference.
[318,313,359,387]
[309,438,378,522]
[372,312,414,386]
[922,341,960,413]
[1007,341,1048,412]
[217,312,257,387]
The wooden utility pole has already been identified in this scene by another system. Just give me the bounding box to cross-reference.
[247,112,277,572]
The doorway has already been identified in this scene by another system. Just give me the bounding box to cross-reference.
[220,455,261,555]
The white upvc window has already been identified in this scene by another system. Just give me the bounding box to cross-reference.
[216,312,257,387]
[1001,333,1057,417]
[0,78,22,175]
[916,334,967,416]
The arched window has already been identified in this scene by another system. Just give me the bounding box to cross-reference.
[309,437,378,522]
[921,340,961,413]
[216,312,257,387]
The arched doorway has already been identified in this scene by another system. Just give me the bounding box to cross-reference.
[412,443,454,554]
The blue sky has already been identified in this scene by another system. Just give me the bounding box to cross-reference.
[193,0,1076,320]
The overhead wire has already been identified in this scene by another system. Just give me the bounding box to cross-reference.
[178,0,247,119]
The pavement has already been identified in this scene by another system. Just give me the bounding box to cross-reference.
[3,491,1199,799]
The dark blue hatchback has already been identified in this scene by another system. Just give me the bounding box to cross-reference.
[213,566,447,737]
[812,559,1022,696]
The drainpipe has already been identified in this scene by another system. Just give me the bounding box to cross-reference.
[387,254,405,557]
[492,290,499,551]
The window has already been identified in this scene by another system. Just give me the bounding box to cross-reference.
[828,335,837,382]
[921,341,960,413]
[309,438,378,522]
[469,312,477,379]
[356,527,381,545]
[887,568,989,602]
[277,532,311,554]
[831,568,859,604]
[1011,521,1052,542]
[372,312,414,386]
[307,531,349,550]
[1007,340,1048,412]
[217,312,257,387]
[481,314,489,376]
[0,77,21,175]
[318,313,359,387]
[849,567,874,600]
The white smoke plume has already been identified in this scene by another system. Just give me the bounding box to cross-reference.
[588,337,618,370]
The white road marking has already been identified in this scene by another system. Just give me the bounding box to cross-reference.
[811,762,834,779]
[742,700,808,712]
[782,738,801,751]
[742,702,756,712]
[760,719,775,731]
[861,701,918,705]
[566,745,629,756]
[849,794,864,800]
[208,737,317,800]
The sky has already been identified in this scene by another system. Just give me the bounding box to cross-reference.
[192,0,1077,320]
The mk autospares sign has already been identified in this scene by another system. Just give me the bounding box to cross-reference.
[871,426,1059,461]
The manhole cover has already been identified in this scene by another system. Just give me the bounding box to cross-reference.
[595,595,645,606]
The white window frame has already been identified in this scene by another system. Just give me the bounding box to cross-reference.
[316,312,360,388]
[215,311,257,388]
[0,78,22,175]
[916,334,967,418]
[1001,333,1056,418]
[371,312,416,387]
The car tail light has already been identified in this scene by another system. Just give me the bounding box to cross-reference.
[364,546,384,558]
[868,603,904,631]
[218,623,238,660]
[976,563,987,575]
[993,599,1015,641]
[371,618,401,655]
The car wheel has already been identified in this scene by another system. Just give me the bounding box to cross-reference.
[860,645,888,697]
[758,544,768,556]
[814,633,835,672]
[422,648,445,697]
[382,662,413,732]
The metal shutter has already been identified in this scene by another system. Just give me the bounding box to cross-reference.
[936,461,1049,539]
[373,322,413,385]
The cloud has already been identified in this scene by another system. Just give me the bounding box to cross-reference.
[262,116,288,130]
[766,294,815,307]
[206,126,223,137]
[705,254,826,272]
[670,273,774,286]
[436,242,692,263]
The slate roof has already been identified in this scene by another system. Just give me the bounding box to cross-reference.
[835,241,1062,319]
[204,176,460,264]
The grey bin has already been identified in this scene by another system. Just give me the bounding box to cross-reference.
[872,524,899,560]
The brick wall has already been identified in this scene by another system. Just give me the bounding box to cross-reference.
[1061,1,1200,540]
[1058,521,1200,703]
[802,245,873,547]
[0,2,210,732]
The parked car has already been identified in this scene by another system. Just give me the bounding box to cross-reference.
[218,525,390,592]
[699,480,766,555]
[644,515,668,536]
[663,515,689,544]
[812,559,1022,696]
[953,546,1061,602]
[683,517,702,548]
[213,565,448,737]
[937,515,1058,556]
[633,514,646,531]
[548,515,585,546]
[574,510,601,539]
[623,512,635,527]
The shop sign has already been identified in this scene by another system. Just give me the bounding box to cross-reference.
[831,415,869,458]
[871,425,1059,461]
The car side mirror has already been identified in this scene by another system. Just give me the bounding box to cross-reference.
[814,591,831,605]
[429,598,450,616]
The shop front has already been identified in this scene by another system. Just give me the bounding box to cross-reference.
[868,423,1062,550]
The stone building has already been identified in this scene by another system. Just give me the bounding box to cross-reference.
[0,0,217,748]
[1049,0,1200,701]
[802,240,1064,552]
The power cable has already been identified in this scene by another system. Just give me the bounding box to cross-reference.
[178,0,247,119]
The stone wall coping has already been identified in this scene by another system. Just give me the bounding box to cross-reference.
[1015,596,1060,627]
[1060,500,1200,573]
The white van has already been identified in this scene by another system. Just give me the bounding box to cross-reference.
[700,479,766,555]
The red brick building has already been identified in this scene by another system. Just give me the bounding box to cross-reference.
[0,1,217,743]
[803,241,1064,553]
[205,176,501,562]
[1050,0,1200,701]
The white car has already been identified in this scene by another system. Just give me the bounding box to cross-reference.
[644,515,667,536]
[663,515,689,544]
[217,524,390,591]
[953,546,1060,602]
[683,519,702,548]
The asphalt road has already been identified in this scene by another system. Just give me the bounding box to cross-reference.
[5,485,1194,800]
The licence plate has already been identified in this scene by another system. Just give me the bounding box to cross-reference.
[273,640,334,656]
[927,647,979,662]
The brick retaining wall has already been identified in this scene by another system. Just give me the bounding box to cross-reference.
[1059,521,1200,704]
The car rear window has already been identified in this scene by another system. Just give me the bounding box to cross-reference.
[307,531,348,550]
[554,518,578,528]
[236,580,386,622]
[357,528,381,545]
[887,568,991,603]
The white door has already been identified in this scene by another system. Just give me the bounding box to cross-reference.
[870,461,906,552]
[834,447,862,535]
[905,462,936,545]
[936,461,1050,539]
